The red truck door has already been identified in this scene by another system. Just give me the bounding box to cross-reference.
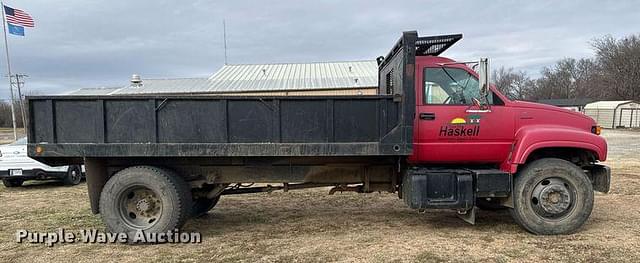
[413,66,515,163]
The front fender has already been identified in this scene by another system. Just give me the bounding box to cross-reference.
[511,125,608,166]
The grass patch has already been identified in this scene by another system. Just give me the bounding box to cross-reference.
[415,251,447,263]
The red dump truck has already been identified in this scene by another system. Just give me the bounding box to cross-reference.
[27,31,610,236]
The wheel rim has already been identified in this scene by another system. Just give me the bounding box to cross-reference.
[530,177,576,219]
[118,186,163,229]
[70,169,80,183]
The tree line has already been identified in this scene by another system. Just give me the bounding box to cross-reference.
[493,34,640,101]
[0,100,26,128]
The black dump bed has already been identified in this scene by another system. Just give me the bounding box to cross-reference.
[28,95,407,164]
[27,31,460,165]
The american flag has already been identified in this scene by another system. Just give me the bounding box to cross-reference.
[4,5,34,27]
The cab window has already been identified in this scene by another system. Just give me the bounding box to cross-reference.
[423,67,494,105]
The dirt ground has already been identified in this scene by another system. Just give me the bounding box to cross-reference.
[0,129,638,262]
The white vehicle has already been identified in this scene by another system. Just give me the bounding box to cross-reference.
[0,137,83,187]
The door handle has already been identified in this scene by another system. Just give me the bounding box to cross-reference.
[465,109,491,113]
[419,112,436,120]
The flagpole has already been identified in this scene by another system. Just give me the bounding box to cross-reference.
[223,19,227,65]
[0,1,17,140]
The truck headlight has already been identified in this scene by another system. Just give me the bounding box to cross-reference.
[591,126,602,135]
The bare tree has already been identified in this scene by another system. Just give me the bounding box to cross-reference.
[495,34,640,102]
[574,58,608,99]
[492,67,535,100]
[592,35,640,101]
[535,58,576,100]
[529,57,603,101]
[0,100,24,128]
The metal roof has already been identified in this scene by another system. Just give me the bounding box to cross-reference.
[66,60,379,96]
[115,78,211,94]
[64,87,122,95]
[206,60,378,93]
[584,100,639,109]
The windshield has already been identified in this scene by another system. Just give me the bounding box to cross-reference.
[423,67,490,105]
[10,137,27,145]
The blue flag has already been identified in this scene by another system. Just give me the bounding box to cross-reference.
[7,22,24,36]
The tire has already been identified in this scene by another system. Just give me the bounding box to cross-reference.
[99,166,192,241]
[63,165,83,185]
[476,198,506,211]
[510,158,594,235]
[2,178,24,187]
[192,196,221,217]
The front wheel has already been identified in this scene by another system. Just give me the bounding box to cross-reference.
[99,166,192,239]
[510,158,594,235]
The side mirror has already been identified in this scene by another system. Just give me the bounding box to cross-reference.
[478,58,490,102]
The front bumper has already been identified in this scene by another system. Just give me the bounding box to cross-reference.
[0,169,66,181]
[586,164,611,193]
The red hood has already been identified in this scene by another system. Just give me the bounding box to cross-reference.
[509,100,595,123]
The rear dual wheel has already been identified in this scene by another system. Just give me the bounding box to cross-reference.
[99,166,192,238]
[510,158,594,235]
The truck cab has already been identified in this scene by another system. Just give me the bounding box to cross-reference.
[410,55,608,175]
[379,32,610,234]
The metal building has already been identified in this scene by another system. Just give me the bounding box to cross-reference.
[584,100,640,129]
[67,60,379,96]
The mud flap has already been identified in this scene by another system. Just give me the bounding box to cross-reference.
[587,164,611,193]
[84,158,108,214]
[457,207,476,225]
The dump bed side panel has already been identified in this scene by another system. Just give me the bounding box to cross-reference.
[27,95,407,162]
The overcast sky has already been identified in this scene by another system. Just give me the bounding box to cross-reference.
[1,0,638,99]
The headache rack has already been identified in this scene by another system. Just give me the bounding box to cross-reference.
[377,32,463,68]
[415,34,463,56]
